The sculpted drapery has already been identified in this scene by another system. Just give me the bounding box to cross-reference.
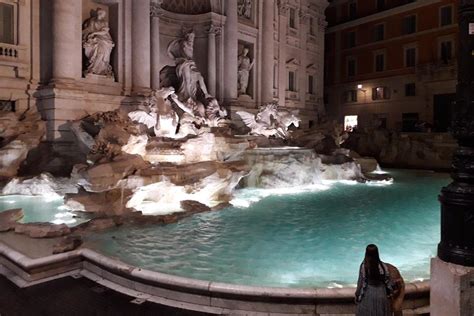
[82,8,115,78]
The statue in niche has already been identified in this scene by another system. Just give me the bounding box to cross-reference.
[238,0,252,19]
[166,31,210,102]
[238,47,254,96]
[82,8,115,78]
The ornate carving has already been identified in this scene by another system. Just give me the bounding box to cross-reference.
[207,24,222,35]
[238,0,252,20]
[236,103,301,139]
[150,0,164,17]
[161,0,211,15]
[277,0,290,14]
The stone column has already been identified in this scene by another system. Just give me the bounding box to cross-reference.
[132,0,151,93]
[207,24,220,96]
[224,0,238,102]
[52,0,82,80]
[431,2,474,315]
[261,0,275,104]
[150,0,162,90]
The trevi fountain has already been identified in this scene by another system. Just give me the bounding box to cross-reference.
[0,1,447,314]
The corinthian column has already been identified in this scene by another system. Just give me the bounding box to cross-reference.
[132,0,151,93]
[261,0,275,103]
[52,0,82,80]
[207,24,221,96]
[150,0,163,90]
[224,0,238,102]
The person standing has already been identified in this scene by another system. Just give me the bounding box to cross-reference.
[355,244,404,316]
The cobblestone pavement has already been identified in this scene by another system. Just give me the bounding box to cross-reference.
[0,275,212,316]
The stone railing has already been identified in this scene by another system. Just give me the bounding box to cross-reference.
[0,241,430,315]
[0,43,27,65]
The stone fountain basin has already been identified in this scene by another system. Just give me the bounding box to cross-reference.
[0,241,429,315]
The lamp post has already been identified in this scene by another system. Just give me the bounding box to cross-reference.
[437,0,474,267]
[431,2,474,315]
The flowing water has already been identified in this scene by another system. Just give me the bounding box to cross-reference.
[85,169,450,288]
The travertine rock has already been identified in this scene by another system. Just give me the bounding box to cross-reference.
[0,111,46,178]
[74,154,150,192]
[15,222,71,238]
[52,235,83,254]
[0,208,24,232]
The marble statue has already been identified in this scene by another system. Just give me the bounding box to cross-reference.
[82,8,115,78]
[236,103,301,139]
[128,87,195,139]
[166,31,210,102]
[238,0,252,19]
[205,97,228,127]
[238,47,254,96]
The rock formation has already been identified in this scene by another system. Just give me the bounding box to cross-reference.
[0,110,46,179]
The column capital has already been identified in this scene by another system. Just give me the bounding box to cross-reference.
[277,0,290,15]
[207,24,222,36]
[150,0,164,17]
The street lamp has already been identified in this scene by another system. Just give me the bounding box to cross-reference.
[437,0,474,268]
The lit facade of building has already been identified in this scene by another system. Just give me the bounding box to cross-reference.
[325,0,458,132]
[0,0,328,158]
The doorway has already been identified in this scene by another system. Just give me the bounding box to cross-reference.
[433,94,456,132]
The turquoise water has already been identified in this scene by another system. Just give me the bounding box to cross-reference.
[0,195,85,226]
[86,169,449,288]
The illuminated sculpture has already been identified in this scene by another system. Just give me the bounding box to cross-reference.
[82,8,115,78]
[236,103,300,139]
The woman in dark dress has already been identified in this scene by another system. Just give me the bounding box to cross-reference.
[355,244,394,316]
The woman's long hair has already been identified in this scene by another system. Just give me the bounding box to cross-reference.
[364,244,383,281]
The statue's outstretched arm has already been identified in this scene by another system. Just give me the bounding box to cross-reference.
[170,94,195,116]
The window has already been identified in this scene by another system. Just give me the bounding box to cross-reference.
[347,31,356,48]
[375,53,385,72]
[308,75,315,94]
[374,24,384,42]
[372,86,390,100]
[288,71,296,91]
[346,90,358,103]
[0,3,14,44]
[440,6,453,26]
[405,47,417,67]
[405,83,416,96]
[403,15,417,34]
[347,58,356,77]
[440,41,453,63]
[289,8,296,29]
[349,1,357,20]
[344,115,358,131]
[377,0,386,12]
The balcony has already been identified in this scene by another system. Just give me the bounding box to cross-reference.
[0,43,29,78]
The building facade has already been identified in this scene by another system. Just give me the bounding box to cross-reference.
[325,0,458,132]
[0,0,328,156]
